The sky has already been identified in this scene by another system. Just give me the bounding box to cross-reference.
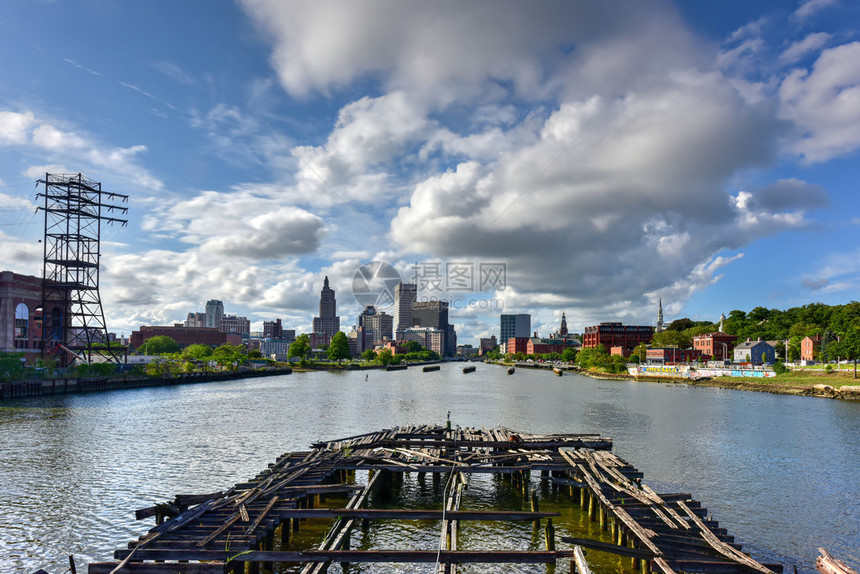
[1,0,860,345]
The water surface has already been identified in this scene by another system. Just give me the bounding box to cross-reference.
[0,364,857,572]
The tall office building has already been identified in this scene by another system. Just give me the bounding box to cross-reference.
[500,314,530,343]
[359,306,393,341]
[411,300,456,356]
[312,276,340,338]
[205,300,224,329]
[393,282,417,333]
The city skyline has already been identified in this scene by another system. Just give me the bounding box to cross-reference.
[2,1,860,344]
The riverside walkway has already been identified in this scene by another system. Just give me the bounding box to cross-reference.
[90,425,782,574]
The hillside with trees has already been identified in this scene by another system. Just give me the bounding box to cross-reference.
[659,301,860,362]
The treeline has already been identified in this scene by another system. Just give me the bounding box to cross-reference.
[652,301,860,361]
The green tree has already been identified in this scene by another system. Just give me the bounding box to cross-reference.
[0,352,26,381]
[288,334,311,361]
[183,343,213,360]
[651,330,691,349]
[212,343,247,368]
[376,347,394,366]
[328,331,351,363]
[631,343,647,364]
[403,340,423,354]
[361,349,377,362]
[561,347,578,363]
[140,335,181,355]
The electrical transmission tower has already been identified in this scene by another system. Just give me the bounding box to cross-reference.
[37,173,128,366]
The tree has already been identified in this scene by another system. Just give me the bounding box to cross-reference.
[651,330,691,349]
[140,335,180,355]
[0,352,26,382]
[403,340,423,354]
[288,334,311,361]
[561,347,578,363]
[328,331,351,363]
[183,343,213,360]
[631,343,647,364]
[361,349,377,362]
[376,347,394,366]
[212,344,247,368]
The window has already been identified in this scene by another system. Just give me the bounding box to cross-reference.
[14,303,29,339]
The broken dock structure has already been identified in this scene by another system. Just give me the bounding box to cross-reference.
[90,425,783,574]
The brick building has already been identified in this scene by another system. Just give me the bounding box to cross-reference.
[0,271,64,362]
[506,337,530,355]
[646,347,703,364]
[582,322,653,353]
[692,332,737,361]
[130,325,242,351]
[526,337,580,355]
[800,334,822,362]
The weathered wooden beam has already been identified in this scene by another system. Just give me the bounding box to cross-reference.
[89,563,226,574]
[561,537,658,560]
[274,508,561,520]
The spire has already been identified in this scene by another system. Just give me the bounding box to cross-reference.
[560,311,568,336]
[656,298,664,333]
[323,275,329,289]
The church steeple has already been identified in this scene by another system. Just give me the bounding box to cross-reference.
[560,311,568,336]
[656,298,664,333]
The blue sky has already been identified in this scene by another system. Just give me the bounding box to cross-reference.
[2,0,860,344]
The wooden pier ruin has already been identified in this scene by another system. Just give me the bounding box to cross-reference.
[89,425,783,574]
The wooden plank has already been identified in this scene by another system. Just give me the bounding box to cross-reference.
[89,563,226,574]
[572,546,592,574]
[273,509,561,521]
[561,537,658,560]
[676,501,775,574]
[245,496,279,535]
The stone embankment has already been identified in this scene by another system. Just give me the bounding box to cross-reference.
[0,367,292,400]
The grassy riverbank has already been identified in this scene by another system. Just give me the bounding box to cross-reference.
[580,367,860,400]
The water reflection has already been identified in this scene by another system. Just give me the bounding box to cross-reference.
[0,364,858,573]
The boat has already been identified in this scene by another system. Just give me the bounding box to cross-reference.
[423,365,440,372]
[386,364,408,371]
[507,367,515,375]
[553,367,563,376]
[463,365,476,373]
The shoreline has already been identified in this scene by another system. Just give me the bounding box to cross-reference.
[578,369,860,401]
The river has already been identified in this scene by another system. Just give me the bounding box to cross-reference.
[0,364,857,573]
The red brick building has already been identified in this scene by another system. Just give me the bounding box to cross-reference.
[692,332,737,361]
[0,271,65,362]
[527,337,579,355]
[506,337,530,355]
[646,347,703,363]
[130,325,242,351]
[800,334,822,362]
[582,322,652,353]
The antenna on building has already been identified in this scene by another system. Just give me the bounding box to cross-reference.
[37,173,128,367]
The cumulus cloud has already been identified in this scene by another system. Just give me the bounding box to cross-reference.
[752,178,829,211]
[792,0,837,21]
[779,32,831,64]
[142,187,325,259]
[0,109,164,193]
[779,42,860,162]
[389,67,798,316]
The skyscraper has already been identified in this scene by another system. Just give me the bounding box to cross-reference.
[359,305,393,341]
[500,314,530,342]
[393,282,417,332]
[312,276,340,338]
[411,300,456,356]
[205,300,224,329]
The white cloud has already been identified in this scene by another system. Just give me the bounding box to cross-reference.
[779,42,860,162]
[0,111,36,145]
[792,0,838,21]
[779,32,831,64]
[0,109,164,194]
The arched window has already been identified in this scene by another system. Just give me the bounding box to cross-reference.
[14,303,29,339]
